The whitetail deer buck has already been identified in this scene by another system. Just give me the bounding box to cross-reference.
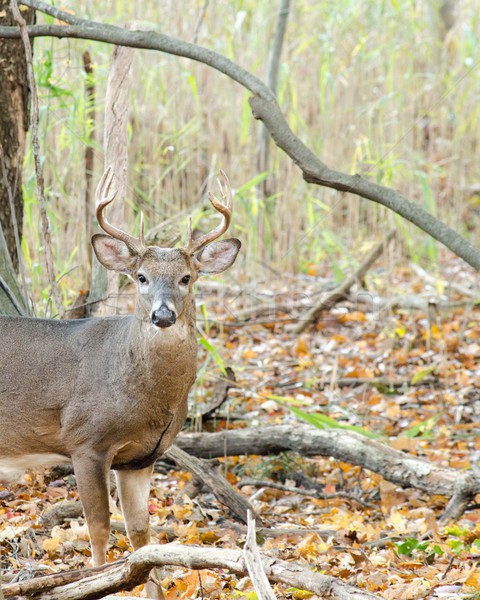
[0,168,240,590]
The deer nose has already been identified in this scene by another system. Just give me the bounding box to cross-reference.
[151,305,177,328]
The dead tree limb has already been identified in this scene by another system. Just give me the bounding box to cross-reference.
[174,425,480,520]
[2,543,381,600]
[164,445,259,525]
[243,512,276,600]
[238,478,375,509]
[294,228,396,333]
[89,36,133,316]
[1,1,479,269]
[40,499,336,542]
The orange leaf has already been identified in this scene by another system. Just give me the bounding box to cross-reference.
[338,311,366,323]
[295,337,310,356]
[225,471,238,485]
[42,537,62,557]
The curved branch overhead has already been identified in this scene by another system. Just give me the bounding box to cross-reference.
[1,0,479,269]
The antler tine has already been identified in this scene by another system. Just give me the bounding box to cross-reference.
[95,167,145,255]
[186,170,233,255]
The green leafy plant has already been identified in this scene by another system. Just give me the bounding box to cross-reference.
[198,337,227,376]
[402,414,441,440]
[282,404,384,441]
[396,537,443,564]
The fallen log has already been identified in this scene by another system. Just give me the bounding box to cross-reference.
[174,425,480,519]
[2,542,381,600]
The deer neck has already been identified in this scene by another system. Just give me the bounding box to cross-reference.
[127,299,197,367]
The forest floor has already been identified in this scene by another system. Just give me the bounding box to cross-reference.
[1,257,479,600]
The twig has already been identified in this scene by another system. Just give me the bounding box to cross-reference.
[0,275,27,315]
[439,476,477,524]
[314,376,437,390]
[410,262,478,299]
[10,0,64,317]
[243,511,276,600]
[197,571,204,599]
[238,478,375,509]
[206,317,298,328]
[294,229,396,333]
[440,555,456,581]
[192,0,209,44]
[354,293,477,312]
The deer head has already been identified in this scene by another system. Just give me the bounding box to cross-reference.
[91,168,241,327]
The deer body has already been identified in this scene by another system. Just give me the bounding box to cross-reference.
[0,169,240,594]
[0,311,196,470]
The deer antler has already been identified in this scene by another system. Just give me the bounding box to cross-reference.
[185,170,233,255]
[95,167,145,255]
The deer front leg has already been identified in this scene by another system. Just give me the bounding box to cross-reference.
[115,466,153,548]
[72,452,111,567]
[115,466,165,599]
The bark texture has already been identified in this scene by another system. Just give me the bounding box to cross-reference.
[89,39,132,316]
[2,543,381,600]
[0,1,34,270]
[174,425,480,501]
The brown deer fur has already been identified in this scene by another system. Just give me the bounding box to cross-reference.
[0,169,240,596]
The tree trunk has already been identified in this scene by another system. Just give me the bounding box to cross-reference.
[0,0,35,271]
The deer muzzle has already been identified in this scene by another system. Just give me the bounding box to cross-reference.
[151,304,177,328]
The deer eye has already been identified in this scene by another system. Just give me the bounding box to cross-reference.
[138,274,148,284]
[181,275,191,285]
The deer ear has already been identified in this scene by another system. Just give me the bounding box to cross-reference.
[195,238,241,276]
[91,234,138,273]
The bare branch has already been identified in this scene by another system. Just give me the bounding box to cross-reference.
[244,512,276,600]
[238,478,375,509]
[294,228,397,333]
[0,1,478,269]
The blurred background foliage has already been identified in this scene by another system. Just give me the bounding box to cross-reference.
[21,0,480,311]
